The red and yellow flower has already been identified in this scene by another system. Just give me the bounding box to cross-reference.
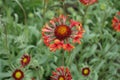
[51,66,72,80]
[42,15,84,52]
[12,69,24,80]
[21,54,31,67]
[82,67,90,76]
[112,12,120,32]
[79,0,98,5]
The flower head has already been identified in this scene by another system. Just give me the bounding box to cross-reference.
[12,69,24,80]
[79,0,98,5]
[112,12,120,32]
[42,15,84,52]
[51,66,72,80]
[82,67,90,76]
[21,54,31,67]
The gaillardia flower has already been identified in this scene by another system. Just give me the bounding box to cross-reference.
[12,69,24,80]
[79,0,97,5]
[42,15,84,52]
[51,66,72,80]
[82,67,90,76]
[112,12,120,32]
[21,54,31,67]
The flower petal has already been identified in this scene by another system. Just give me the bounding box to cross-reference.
[70,19,80,28]
[63,44,74,52]
[51,66,72,80]
[49,39,63,52]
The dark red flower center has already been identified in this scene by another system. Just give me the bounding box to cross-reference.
[82,67,90,76]
[54,25,72,40]
[12,69,24,80]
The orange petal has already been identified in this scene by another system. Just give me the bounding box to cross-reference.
[42,35,50,46]
[70,19,80,28]
[54,39,61,44]
[116,23,120,31]
[49,39,63,52]
[50,20,56,27]
[117,12,120,15]
[89,0,97,5]
[45,24,53,30]
[49,44,57,52]
[112,17,119,23]
[77,31,83,38]
[73,36,81,43]
[60,15,67,24]
[43,39,50,46]
[63,44,74,52]
[52,71,57,75]
[42,27,52,32]
[54,39,63,48]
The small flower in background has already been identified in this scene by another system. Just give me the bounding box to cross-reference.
[51,66,72,80]
[82,67,90,76]
[42,15,84,52]
[12,69,24,80]
[112,12,120,32]
[79,0,98,5]
[21,54,31,67]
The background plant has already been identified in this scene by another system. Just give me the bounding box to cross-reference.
[0,0,120,80]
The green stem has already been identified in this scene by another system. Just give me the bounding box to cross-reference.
[62,1,66,14]
[15,0,27,24]
[75,55,80,72]
[38,70,41,80]
[82,5,89,25]
[59,0,66,15]
[43,0,48,24]
[4,25,8,51]
[62,51,65,66]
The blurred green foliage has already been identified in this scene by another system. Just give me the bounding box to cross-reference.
[0,0,120,80]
